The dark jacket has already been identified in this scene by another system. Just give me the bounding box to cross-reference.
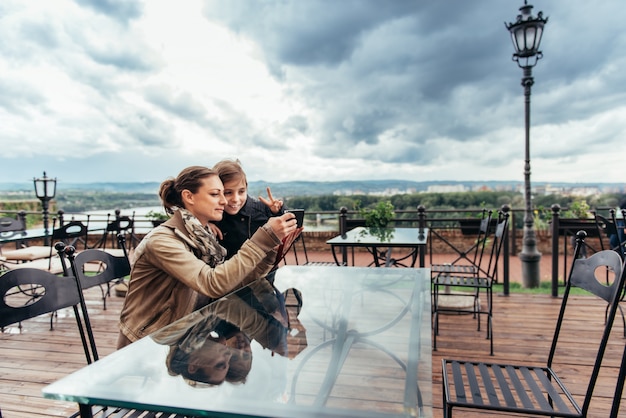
[215,196,284,259]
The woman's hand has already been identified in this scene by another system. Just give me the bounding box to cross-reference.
[259,187,283,214]
[266,212,298,240]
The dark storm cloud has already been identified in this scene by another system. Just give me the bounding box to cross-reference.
[202,0,625,180]
[202,0,523,159]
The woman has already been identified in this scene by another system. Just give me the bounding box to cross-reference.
[117,165,297,349]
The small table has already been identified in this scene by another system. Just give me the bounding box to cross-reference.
[43,266,432,418]
[327,227,429,267]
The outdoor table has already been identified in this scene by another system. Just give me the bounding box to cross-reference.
[327,227,429,267]
[42,265,432,418]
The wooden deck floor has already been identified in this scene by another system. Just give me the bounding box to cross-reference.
[1,253,625,417]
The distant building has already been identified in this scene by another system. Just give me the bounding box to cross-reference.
[427,184,468,193]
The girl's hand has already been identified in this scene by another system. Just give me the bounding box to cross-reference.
[259,187,283,214]
[207,223,223,240]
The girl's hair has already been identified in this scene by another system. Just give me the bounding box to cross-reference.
[213,159,247,187]
[158,166,217,214]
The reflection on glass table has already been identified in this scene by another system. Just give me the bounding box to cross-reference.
[43,266,432,418]
[327,227,429,267]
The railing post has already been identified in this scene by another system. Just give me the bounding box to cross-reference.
[501,204,511,296]
[339,206,348,265]
[510,210,517,256]
[17,210,27,230]
[417,205,426,267]
[57,209,65,226]
[551,204,561,297]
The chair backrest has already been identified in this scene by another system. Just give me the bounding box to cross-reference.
[52,220,89,248]
[0,216,25,236]
[0,268,82,328]
[471,209,494,266]
[0,216,26,255]
[594,210,625,259]
[481,210,510,281]
[68,244,131,290]
[98,214,135,250]
[547,231,626,415]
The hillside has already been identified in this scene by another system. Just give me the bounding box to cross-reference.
[1,179,622,198]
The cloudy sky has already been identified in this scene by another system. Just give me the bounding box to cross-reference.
[1,0,624,186]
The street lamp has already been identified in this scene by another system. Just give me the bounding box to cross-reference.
[505,1,548,288]
[33,171,57,245]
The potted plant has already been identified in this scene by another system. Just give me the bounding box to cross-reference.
[358,200,395,228]
[146,210,169,227]
[357,200,395,242]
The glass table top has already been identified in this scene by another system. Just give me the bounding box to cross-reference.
[327,227,428,247]
[43,266,432,418]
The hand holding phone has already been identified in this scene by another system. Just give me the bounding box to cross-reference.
[286,209,305,228]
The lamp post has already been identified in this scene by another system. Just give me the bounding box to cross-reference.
[505,1,548,288]
[33,171,57,245]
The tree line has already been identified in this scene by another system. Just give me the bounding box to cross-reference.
[285,191,626,215]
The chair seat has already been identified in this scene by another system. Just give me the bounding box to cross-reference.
[433,274,491,288]
[2,256,68,275]
[2,246,52,261]
[431,263,478,275]
[443,359,581,417]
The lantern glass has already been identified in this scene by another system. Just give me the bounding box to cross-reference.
[33,172,57,200]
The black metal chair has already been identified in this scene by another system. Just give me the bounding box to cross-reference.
[290,232,338,266]
[594,209,626,260]
[432,209,509,355]
[429,209,494,278]
[442,231,626,418]
[61,234,131,310]
[0,257,97,365]
[0,215,26,241]
[2,220,89,273]
[92,212,137,253]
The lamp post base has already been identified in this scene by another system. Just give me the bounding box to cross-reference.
[520,250,542,288]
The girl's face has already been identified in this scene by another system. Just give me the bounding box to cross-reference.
[182,175,226,225]
[222,178,248,216]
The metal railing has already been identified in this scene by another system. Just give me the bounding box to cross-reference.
[5,204,619,297]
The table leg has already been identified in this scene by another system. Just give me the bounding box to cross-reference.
[79,404,93,418]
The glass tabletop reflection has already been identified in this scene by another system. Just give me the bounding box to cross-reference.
[43,266,432,418]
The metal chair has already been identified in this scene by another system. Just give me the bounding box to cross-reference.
[594,208,626,260]
[92,212,137,254]
[442,231,626,417]
[290,232,338,266]
[0,256,97,365]
[61,234,131,310]
[432,209,509,355]
[429,209,494,278]
[0,215,26,242]
[2,220,89,273]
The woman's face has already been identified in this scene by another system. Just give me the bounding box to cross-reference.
[188,339,233,385]
[183,175,226,225]
[222,178,248,216]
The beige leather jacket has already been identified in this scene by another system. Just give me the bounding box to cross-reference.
[117,210,280,347]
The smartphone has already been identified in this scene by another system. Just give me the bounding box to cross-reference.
[286,209,305,228]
